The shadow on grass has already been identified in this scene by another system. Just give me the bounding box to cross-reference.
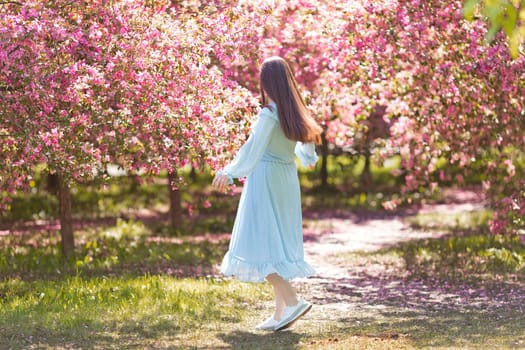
[3,324,305,350]
[217,330,304,350]
[309,238,525,349]
[337,307,525,349]
[0,319,188,350]
[311,271,525,348]
[1,324,135,350]
[0,230,229,282]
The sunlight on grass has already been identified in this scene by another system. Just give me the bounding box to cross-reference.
[2,188,524,349]
[0,219,229,279]
[335,211,525,278]
[394,233,525,277]
[2,155,405,223]
[0,276,271,349]
[399,210,525,276]
[407,209,494,232]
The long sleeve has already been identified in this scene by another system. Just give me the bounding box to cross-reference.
[220,107,278,182]
[294,141,318,167]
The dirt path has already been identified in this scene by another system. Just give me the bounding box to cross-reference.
[300,210,445,316]
[302,188,484,288]
[296,189,525,347]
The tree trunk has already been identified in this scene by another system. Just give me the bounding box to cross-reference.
[46,173,60,195]
[190,166,197,182]
[361,149,372,188]
[320,129,329,187]
[168,171,182,229]
[58,175,75,259]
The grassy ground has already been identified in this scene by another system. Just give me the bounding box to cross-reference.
[1,208,524,349]
[302,209,525,350]
[0,155,411,223]
[324,243,525,350]
[1,158,524,349]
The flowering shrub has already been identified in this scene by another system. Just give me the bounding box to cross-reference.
[464,0,524,59]
[0,0,260,199]
[1,0,523,237]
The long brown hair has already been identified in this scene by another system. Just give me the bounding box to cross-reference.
[260,56,322,144]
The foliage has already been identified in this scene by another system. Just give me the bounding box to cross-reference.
[0,276,270,349]
[1,208,524,349]
[1,0,524,236]
[0,219,228,279]
[0,0,259,203]
[464,0,525,58]
[341,1,525,235]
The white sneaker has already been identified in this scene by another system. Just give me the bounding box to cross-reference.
[255,316,279,331]
[273,298,312,331]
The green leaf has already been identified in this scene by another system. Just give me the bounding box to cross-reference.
[508,30,521,58]
[502,4,518,36]
[485,22,502,42]
[483,3,505,21]
[463,0,481,20]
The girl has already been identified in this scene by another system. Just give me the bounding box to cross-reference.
[212,56,322,331]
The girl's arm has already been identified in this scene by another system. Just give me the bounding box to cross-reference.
[294,142,318,168]
[219,107,278,183]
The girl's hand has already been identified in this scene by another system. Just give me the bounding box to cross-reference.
[212,173,230,192]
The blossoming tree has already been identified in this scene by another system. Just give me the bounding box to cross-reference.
[328,0,524,233]
[0,0,259,257]
[464,0,524,58]
[2,0,523,260]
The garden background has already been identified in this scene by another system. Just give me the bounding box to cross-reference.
[1,0,524,349]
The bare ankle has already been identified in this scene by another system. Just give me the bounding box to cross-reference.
[274,309,283,321]
[285,297,299,307]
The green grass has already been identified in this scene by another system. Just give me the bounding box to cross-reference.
[406,209,494,232]
[4,237,522,349]
[0,276,271,349]
[393,233,525,278]
[1,210,525,349]
[323,306,525,350]
[2,163,525,349]
[333,210,525,280]
[298,154,402,190]
[2,155,407,223]
[0,219,229,280]
[401,210,525,277]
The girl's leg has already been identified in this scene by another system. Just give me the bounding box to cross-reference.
[266,273,299,320]
[270,283,286,320]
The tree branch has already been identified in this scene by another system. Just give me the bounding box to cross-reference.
[0,1,23,5]
[0,85,15,92]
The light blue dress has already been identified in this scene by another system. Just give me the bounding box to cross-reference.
[219,102,318,283]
